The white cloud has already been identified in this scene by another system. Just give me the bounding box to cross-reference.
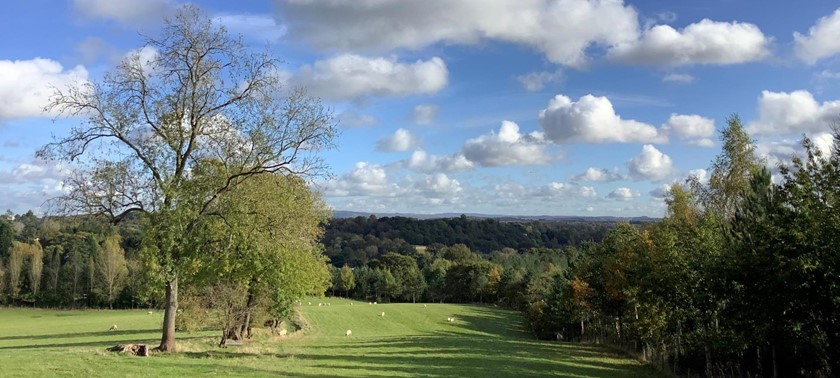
[320,162,396,197]
[415,173,462,196]
[376,128,417,152]
[276,0,640,67]
[516,70,563,92]
[662,73,695,84]
[629,144,673,181]
[573,167,623,182]
[649,184,672,198]
[756,133,835,169]
[610,19,770,65]
[213,13,286,42]
[794,8,840,64]
[495,181,597,200]
[747,90,840,136]
[412,104,438,125]
[462,121,553,167]
[0,58,89,120]
[338,110,377,128]
[662,113,715,147]
[687,168,709,184]
[607,187,639,201]
[538,94,667,144]
[73,0,174,25]
[537,182,598,198]
[287,54,448,100]
[404,150,474,173]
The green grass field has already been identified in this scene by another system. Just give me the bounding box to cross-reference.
[0,298,661,377]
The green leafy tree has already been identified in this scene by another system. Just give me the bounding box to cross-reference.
[98,235,128,308]
[39,6,336,351]
[339,265,355,298]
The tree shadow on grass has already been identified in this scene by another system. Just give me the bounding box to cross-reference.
[296,335,659,378]
[0,329,159,342]
[0,332,209,351]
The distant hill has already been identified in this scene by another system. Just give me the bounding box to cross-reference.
[331,210,659,223]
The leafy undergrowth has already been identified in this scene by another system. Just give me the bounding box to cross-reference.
[0,301,661,377]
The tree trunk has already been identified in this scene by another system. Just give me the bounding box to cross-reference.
[158,277,178,352]
[240,285,257,339]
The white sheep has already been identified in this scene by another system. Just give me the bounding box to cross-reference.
[368,302,372,305]
[350,303,353,306]
[308,302,312,305]
[109,324,118,331]
[147,311,153,314]
[318,303,323,306]
[327,303,330,306]
[447,317,455,323]
[373,302,377,305]
[380,311,385,317]
[424,304,427,308]
[345,330,352,336]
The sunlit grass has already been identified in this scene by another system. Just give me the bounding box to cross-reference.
[0,299,661,377]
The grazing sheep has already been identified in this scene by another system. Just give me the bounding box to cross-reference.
[368,302,372,305]
[318,303,322,306]
[147,311,153,314]
[380,312,385,317]
[423,304,427,308]
[350,303,353,306]
[447,317,455,323]
[308,302,311,305]
[345,330,352,336]
[373,302,377,305]
[109,324,118,331]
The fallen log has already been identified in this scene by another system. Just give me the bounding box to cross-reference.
[107,344,150,357]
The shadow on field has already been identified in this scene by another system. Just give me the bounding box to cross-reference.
[0,329,158,342]
[0,330,209,351]
[281,308,659,378]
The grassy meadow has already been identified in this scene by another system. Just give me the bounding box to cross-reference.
[0,298,661,377]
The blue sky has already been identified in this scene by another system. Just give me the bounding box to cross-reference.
[2,0,840,217]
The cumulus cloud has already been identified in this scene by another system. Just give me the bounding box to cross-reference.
[662,113,715,147]
[287,54,448,100]
[320,162,396,197]
[629,144,673,181]
[462,121,553,167]
[538,94,667,144]
[573,167,623,182]
[610,19,770,65]
[662,73,694,84]
[794,8,840,64]
[495,181,597,200]
[412,104,439,125]
[0,58,89,120]
[276,0,640,67]
[73,0,174,25]
[404,150,474,173]
[747,90,840,136]
[516,70,563,92]
[415,173,462,197]
[756,133,835,169]
[607,187,639,201]
[376,128,417,152]
[649,184,672,198]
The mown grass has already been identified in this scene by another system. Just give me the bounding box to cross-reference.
[0,298,661,377]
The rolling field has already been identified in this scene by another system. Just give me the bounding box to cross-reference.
[0,299,661,377]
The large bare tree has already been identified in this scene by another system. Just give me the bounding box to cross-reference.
[39,6,337,351]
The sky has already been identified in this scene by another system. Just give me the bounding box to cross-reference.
[1,0,840,217]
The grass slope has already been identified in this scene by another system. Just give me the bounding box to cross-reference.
[0,299,660,377]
